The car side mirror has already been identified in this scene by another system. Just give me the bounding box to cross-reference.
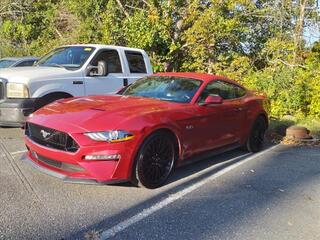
[86,61,108,76]
[202,95,223,106]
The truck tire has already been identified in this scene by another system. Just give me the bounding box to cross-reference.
[35,93,72,111]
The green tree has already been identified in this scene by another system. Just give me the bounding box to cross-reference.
[0,0,319,118]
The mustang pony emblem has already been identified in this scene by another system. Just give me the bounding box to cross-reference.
[40,130,51,139]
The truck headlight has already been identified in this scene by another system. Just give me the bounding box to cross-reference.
[7,83,29,98]
[84,130,134,143]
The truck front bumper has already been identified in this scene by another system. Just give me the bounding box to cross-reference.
[0,98,38,127]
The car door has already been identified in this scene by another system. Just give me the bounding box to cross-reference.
[194,80,246,151]
[179,103,225,157]
[84,49,126,95]
[220,81,247,142]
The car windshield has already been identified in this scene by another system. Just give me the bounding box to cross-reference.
[37,46,95,69]
[121,76,202,103]
[0,60,15,68]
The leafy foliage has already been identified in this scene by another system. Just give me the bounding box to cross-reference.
[0,0,319,118]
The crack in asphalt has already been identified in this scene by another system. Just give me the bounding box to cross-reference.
[0,138,41,202]
[0,137,60,239]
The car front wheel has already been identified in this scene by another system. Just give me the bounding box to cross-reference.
[133,132,176,189]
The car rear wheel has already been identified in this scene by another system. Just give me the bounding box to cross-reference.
[245,116,267,152]
[133,132,175,189]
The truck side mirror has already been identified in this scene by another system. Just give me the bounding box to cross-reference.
[86,61,108,76]
[97,61,108,76]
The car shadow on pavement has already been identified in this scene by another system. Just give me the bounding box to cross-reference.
[112,147,251,188]
[65,144,320,239]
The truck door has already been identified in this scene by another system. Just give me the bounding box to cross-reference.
[84,49,126,95]
[124,50,150,84]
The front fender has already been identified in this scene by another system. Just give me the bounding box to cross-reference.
[124,116,185,161]
[30,80,82,98]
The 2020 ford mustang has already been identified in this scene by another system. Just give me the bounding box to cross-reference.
[22,73,269,188]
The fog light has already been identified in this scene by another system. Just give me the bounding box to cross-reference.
[22,108,34,117]
[84,154,121,161]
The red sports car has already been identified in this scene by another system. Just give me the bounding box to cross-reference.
[22,73,268,188]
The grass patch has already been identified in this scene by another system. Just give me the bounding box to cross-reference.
[268,118,295,136]
[296,118,320,138]
[268,117,320,139]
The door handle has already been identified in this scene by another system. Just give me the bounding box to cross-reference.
[123,78,128,86]
[234,107,243,112]
[73,81,83,85]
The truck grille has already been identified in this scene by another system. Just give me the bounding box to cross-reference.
[25,123,79,152]
[0,82,4,100]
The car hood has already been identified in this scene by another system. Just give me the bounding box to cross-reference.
[0,66,81,83]
[28,95,182,133]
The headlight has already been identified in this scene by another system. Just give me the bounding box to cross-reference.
[84,130,134,143]
[7,83,29,98]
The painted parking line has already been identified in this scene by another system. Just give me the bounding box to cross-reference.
[100,144,280,239]
[11,150,27,155]
[0,150,27,158]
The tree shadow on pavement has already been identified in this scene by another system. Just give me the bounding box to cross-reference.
[67,144,320,240]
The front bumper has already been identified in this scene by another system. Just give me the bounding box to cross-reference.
[0,98,38,127]
[20,154,126,185]
[23,135,138,183]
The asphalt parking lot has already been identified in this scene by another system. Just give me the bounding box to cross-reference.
[0,127,320,240]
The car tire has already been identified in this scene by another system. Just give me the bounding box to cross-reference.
[133,132,176,189]
[245,116,267,152]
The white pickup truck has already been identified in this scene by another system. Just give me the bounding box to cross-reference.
[0,44,153,126]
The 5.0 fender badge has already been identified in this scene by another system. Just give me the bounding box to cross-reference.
[186,125,194,130]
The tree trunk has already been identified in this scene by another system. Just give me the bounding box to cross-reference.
[293,0,308,63]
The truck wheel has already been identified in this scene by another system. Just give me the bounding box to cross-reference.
[35,93,72,111]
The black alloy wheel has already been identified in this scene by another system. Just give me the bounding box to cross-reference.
[246,116,267,152]
[133,132,176,189]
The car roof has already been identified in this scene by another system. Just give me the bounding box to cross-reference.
[152,72,232,83]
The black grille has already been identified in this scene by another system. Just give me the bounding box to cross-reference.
[0,82,4,99]
[25,123,79,152]
[31,151,84,172]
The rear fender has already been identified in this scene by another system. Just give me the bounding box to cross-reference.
[242,94,269,142]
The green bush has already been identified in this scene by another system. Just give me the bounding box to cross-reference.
[0,0,319,121]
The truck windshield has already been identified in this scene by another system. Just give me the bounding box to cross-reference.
[37,46,95,69]
[0,60,15,68]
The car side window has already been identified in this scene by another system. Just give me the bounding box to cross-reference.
[218,81,237,99]
[15,60,36,67]
[234,85,246,98]
[91,50,122,73]
[198,80,246,102]
[125,51,147,73]
[220,81,247,99]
